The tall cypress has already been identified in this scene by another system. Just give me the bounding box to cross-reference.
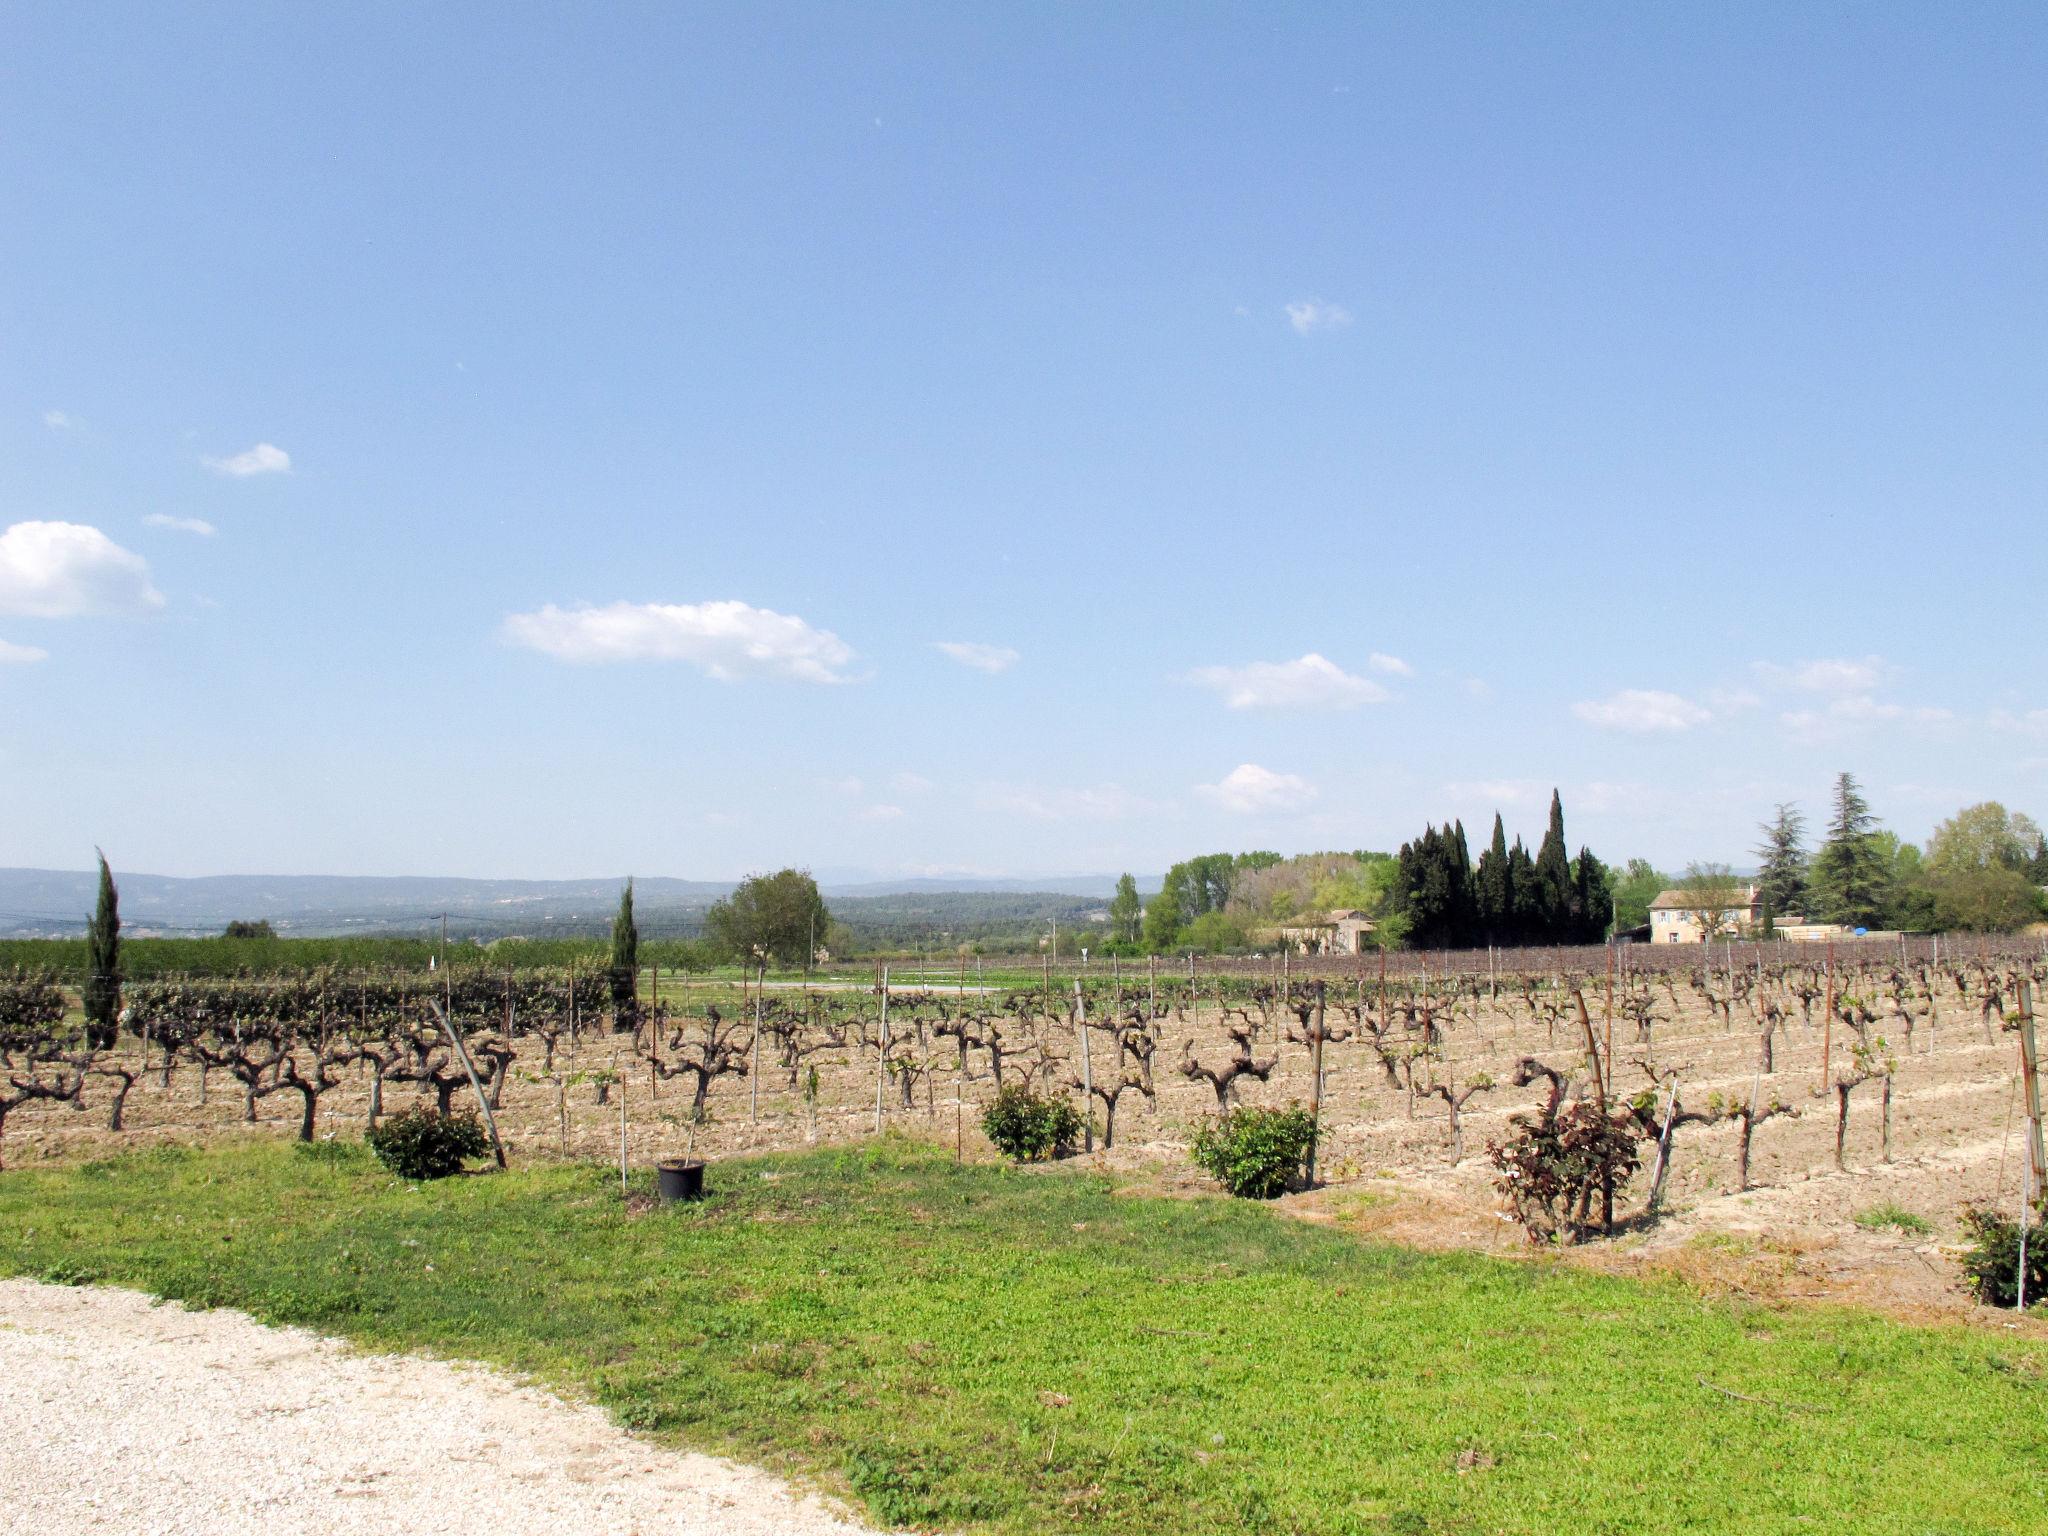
[83,850,120,1050]
[1476,814,1510,943]
[1506,837,1539,944]
[1572,846,1612,943]
[1533,789,1574,941]
[609,878,640,1032]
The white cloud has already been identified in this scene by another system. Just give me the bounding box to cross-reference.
[858,804,905,823]
[203,442,291,477]
[1780,695,1950,742]
[1284,299,1353,335]
[1988,708,2048,737]
[977,783,1154,822]
[501,599,856,682]
[0,639,48,664]
[1367,651,1413,677]
[891,772,935,794]
[1754,656,1887,694]
[0,521,165,618]
[820,776,865,797]
[935,641,1019,674]
[1706,686,1762,713]
[1195,763,1318,814]
[42,410,75,430]
[143,514,217,537]
[1188,652,1389,711]
[1572,688,1711,733]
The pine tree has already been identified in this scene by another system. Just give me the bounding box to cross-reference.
[1752,803,1809,918]
[83,850,120,1050]
[609,878,640,1032]
[1448,820,1479,946]
[1532,790,1575,942]
[1807,773,1891,928]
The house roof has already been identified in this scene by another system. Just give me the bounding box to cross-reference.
[1649,885,1761,910]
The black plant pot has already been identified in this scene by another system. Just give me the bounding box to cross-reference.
[657,1159,706,1202]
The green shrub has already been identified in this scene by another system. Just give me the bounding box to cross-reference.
[365,1106,489,1180]
[980,1086,1082,1162]
[1958,1205,2047,1309]
[1191,1105,1317,1199]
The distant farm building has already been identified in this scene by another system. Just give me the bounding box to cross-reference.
[1648,886,1860,944]
[1278,909,1377,955]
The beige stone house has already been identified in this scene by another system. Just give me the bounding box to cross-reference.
[1647,885,1766,943]
[1277,909,1378,955]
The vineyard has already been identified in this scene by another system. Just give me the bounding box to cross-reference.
[4,936,2042,1310]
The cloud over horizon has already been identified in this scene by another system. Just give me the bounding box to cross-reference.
[1195,763,1318,814]
[501,599,856,682]
[1572,688,1712,733]
[1189,652,1390,711]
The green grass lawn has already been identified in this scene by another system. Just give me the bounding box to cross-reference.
[2,1139,2042,1535]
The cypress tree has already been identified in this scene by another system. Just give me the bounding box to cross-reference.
[1572,846,1612,943]
[609,878,640,1032]
[83,850,120,1050]
[1476,814,1511,944]
[1533,790,1574,941]
[1507,837,1539,944]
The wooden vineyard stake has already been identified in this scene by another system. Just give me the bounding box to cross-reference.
[1073,980,1094,1154]
[1821,941,1836,1093]
[2019,980,2045,1213]
[1307,981,1327,1187]
[874,964,890,1134]
[429,1000,506,1169]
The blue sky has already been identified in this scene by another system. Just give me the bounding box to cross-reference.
[4,4,2044,881]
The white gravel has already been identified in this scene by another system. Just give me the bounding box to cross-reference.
[0,1278,883,1536]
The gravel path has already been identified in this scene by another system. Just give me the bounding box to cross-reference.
[0,1278,882,1535]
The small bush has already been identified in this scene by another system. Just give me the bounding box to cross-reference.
[1488,1102,1643,1245]
[1191,1105,1317,1199]
[1853,1202,1932,1236]
[1958,1205,2047,1309]
[366,1106,489,1180]
[980,1086,1083,1162]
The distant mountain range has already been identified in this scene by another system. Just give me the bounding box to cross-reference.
[0,867,1148,938]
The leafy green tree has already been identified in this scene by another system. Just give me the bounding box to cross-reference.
[1807,772,1893,928]
[1142,886,1184,951]
[1926,802,2044,877]
[1609,858,1667,934]
[705,869,831,967]
[222,919,276,939]
[1676,861,1746,941]
[609,879,640,1030]
[1107,874,1143,946]
[1751,803,1809,918]
[83,851,120,1050]
[1930,867,2043,933]
[1183,909,1251,953]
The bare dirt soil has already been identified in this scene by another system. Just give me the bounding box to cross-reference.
[9,966,2042,1329]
